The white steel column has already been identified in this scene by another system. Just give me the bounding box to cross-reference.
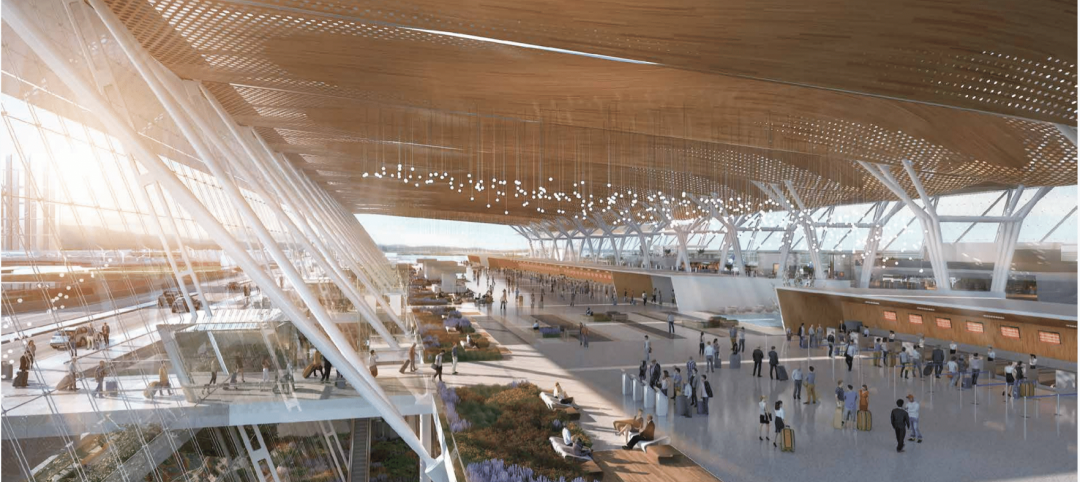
[989,186,1051,295]
[190,82,402,347]
[754,182,824,279]
[688,194,745,275]
[10,2,440,475]
[858,202,904,288]
[857,160,951,292]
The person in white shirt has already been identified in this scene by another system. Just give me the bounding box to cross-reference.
[758,396,771,441]
[949,341,958,355]
[772,400,786,449]
[792,368,803,400]
[1029,354,1038,369]
[862,326,870,338]
[947,357,960,388]
[1003,362,1016,398]
[910,346,923,379]
[704,342,716,373]
[905,394,922,443]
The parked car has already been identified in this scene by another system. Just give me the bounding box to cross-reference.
[50,327,91,350]
[158,289,181,308]
[170,296,203,313]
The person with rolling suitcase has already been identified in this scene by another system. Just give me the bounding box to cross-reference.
[93,361,107,398]
[699,375,712,415]
[772,401,786,449]
[843,385,858,427]
[857,385,872,431]
[768,347,779,379]
[13,352,30,388]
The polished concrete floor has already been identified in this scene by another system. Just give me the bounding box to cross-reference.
[471,273,1078,482]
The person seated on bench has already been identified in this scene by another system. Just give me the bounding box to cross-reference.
[465,334,476,347]
[572,435,592,457]
[533,321,541,330]
[623,415,655,450]
[585,307,594,316]
[613,409,644,436]
[553,383,574,404]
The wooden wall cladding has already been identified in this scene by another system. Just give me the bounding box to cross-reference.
[486,258,615,285]
[775,289,845,332]
[831,297,1076,362]
[612,272,654,300]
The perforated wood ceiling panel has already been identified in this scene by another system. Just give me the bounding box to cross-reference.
[101,0,1077,225]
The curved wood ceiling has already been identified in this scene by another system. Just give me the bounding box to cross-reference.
[102,0,1077,225]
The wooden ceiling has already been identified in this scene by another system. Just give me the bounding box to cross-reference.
[101,0,1077,225]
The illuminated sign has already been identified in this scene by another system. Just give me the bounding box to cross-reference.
[965,322,984,333]
[883,311,897,322]
[1038,331,1061,345]
[935,318,952,329]
[999,326,1021,339]
[908,314,923,324]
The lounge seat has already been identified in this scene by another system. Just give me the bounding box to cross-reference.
[640,436,670,453]
[540,391,574,410]
[548,436,592,461]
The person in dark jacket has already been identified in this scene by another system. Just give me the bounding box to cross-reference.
[768,347,779,379]
[891,399,910,453]
[752,347,764,378]
[650,360,662,389]
[701,375,713,414]
[931,346,945,378]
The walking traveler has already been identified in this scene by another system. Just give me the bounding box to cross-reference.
[768,347,779,379]
[792,367,803,400]
[772,401,785,448]
[970,353,983,386]
[699,332,706,356]
[905,394,922,443]
[704,341,716,373]
[804,366,818,404]
[859,385,870,411]
[752,347,764,377]
[932,346,945,377]
[759,396,771,441]
[1004,361,1016,397]
[400,343,417,373]
[431,351,444,382]
[845,341,857,371]
[899,348,910,378]
[643,335,652,363]
[93,361,107,398]
[891,399,910,452]
[668,313,675,334]
[843,384,858,426]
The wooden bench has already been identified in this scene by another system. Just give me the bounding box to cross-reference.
[581,460,603,479]
[647,444,678,464]
[561,406,581,420]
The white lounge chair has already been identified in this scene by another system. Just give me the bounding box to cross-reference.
[548,436,592,461]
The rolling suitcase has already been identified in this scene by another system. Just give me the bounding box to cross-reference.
[106,380,119,396]
[833,406,844,429]
[799,338,808,349]
[729,354,741,369]
[675,395,691,418]
[144,381,160,399]
[780,427,795,452]
[697,400,709,415]
[13,370,29,388]
[56,374,76,391]
[2,362,12,380]
[303,362,317,379]
[775,366,789,381]
[857,410,872,431]
[923,364,934,377]
[961,376,974,390]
